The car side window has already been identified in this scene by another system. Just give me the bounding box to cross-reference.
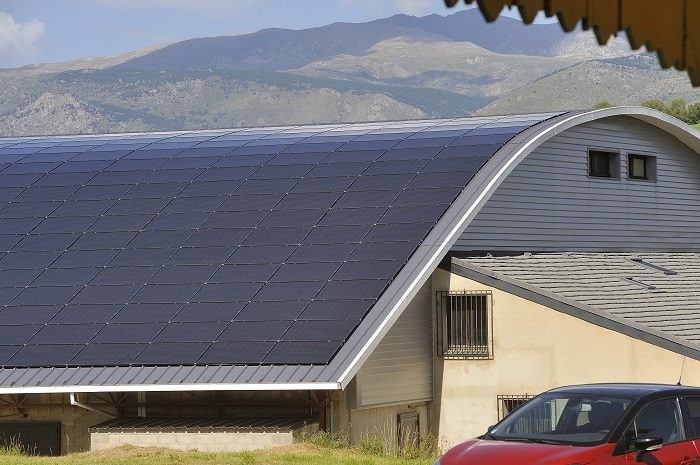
[685,397,700,438]
[623,398,686,450]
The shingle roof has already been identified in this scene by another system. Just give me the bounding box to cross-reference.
[0,113,564,387]
[453,252,700,356]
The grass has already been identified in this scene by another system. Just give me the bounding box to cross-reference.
[0,437,439,465]
[693,123,700,130]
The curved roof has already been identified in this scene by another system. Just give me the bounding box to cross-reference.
[0,107,696,393]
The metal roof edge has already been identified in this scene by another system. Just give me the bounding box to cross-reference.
[450,258,700,363]
[0,379,340,395]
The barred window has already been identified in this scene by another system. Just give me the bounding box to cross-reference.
[436,290,491,358]
[498,395,535,421]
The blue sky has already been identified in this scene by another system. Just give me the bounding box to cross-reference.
[0,0,548,68]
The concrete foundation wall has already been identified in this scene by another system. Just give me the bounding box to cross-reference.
[91,430,294,452]
[432,268,700,448]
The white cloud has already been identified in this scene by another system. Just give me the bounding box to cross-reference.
[0,12,45,68]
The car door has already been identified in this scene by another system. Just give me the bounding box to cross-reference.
[619,398,699,465]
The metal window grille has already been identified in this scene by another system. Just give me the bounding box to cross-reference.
[497,395,535,421]
[436,290,492,358]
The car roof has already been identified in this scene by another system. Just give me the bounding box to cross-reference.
[545,383,700,399]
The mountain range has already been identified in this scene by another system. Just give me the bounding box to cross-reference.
[2,9,699,137]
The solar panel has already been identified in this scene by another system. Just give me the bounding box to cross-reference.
[283,319,360,342]
[88,214,156,232]
[0,268,42,287]
[201,210,267,229]
[15,185,79,202]
[0,234,24,252]
[51,249,120,268]
[70,343,147,366]
[154,322,228,343]
[318,207,386,226]
[176,181,242,197]
[32,267,100,286]
[0,201,60,218]
[379,204,447,224]
[195,166,257,182]
[167,246,236,265]
[184,228,252,247]
[130,283,202,304]
[149,265,219,284]
[218,321,292,342]
[333,260,402,280]
[71,231,137,250]
[29,324,104,344]
[270,262,341,282]
[145,212,209,231]
[365,222,435,242]
[254,281,325,301]
[198,341,275,365]
[50,305,123,324]
[0,305,61,324]
[275,192,343,210]
[291,176,354,194]
[172,302,247,323]
[0,250,62,269]
[208,263,278,283]
[50,200,117,217]
[105,158,166,171]
[242,227,309,246]
[234,301,308,321]
[259,209,327,227]
[334,190,398,208]
[298,299,374,320]
[71,284,140,305]
[133,342,210,365]
[68,184,134,201]
[192,282,264,303]
[91,322,166,343]
[0,287,23,306]
[12,233,77,252]
[262,341,338,364]
[33,171,98,187]
[218,193,284,212]
[348,241,419,261]
[121,182,186,199]
[91,266,160,285]
[348,174,414,191]
[317,279,390,300]
[7,344,85,367]
[0,325,43,345]
[286,243,356,263]
[111,303,186,323]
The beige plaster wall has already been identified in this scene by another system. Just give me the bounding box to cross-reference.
[432,268,700,448]
[91,430,293,452]
[336,389,429,452]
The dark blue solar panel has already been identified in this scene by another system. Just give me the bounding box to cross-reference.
[234,301,308,321]
[334,190,398,208]
[70,343,147,366]
[0,288,23,306]
[0,234,22,251]
[235,178,299,195]
[198,341,274,365]
[142,169,205,184]
[259,209,326,227]
[149,265,218,284]
[33,216,98,234]
[0,201,59,218]
[0,162,61,174]
[392,137,456,149]
[0,305,61,324]
[365,222,435,242]
[337,140,398,151]
[122,182,186,199]
[333,260,402,280]
[13,233,79,252]
[131,283,201,304]
[349,174,414,191]
[348,241,419,261]
[286,243,356,264]
[163,196,228,213]
[133,342,210,365]
[379,146,443,160]
[408,171,476,189]
[263,341,338,364]
[154,322,228,343]
[185,228,252,247]
[50,200,117,217]
[393,187,462,206]
[52,161,112,173]
[303,224,373,245]
[438,143,502,158]
[158,156,221,170]
[0,251,62,269]
[379,204,447,224]
[242,227,309,246]
[291,176,354,194]
[177,181,242,197]
[71,231,137,250]
[71,284,140,305]
[0,268,42,287]
[145,212,209,231]
[105,158,166,171]
[268,152,329,165]
[195,166,257,182]
[51,249,120,268]
[298,300,374,321]
[193,282,264,302]
[214,154,274,167]
[87,170,149,185]
[0,325,41,345]
[35,172,100,187]
[208,263,278,283]
[0,173,43,187]
[69,184,133,201]
[92,323,166,343]
[11,286,82,306]
[254,281,325,301]
[219,193,284,211]
[29,324,104,344]
[283,319,360,342]
[363,160,428,175]
[218,321,292,342]
[7,344,85,367]
[307,162,371,177]
[230,144,289,156]
[319,207,386,226]
[226,245,295,264]
[15,185,79,202]
[317,279,390,300]
[50,305,123,324]
[421,156,490,173]
[275,192,342,210]
[91,266,160,285]
[0,217,44,234]
[249,164,313,179]
[32,267,99,286]
[167,246,236,265]
[172,302,247,323]
[111,303,185,323]
[88,214,156,232]
[201,210,267,229]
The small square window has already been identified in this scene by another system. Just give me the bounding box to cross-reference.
[498,395,535,420]
[588,150,619,178]
[628,154,656,181]
[436,290,491,358]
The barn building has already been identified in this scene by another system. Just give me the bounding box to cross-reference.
[1,107,700,454]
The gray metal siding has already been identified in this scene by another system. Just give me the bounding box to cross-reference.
[350,280,433,409]
[455,116,700,252]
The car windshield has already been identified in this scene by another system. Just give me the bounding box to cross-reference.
[488,392,633,446]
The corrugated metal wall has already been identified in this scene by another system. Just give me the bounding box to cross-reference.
[349,280,433,409]
[455,116,700,252]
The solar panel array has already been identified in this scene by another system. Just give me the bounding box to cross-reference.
[0,114,556,368]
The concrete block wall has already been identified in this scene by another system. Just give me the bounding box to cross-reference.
[91,430,294,452]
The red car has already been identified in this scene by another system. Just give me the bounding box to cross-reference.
[434,383,700,465]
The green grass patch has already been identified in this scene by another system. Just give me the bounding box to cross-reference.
[692,123,700,131]
[0,442,438,465]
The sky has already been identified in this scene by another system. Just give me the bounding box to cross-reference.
[0,0,551,69]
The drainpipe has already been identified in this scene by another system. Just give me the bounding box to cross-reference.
[69,393,118,418]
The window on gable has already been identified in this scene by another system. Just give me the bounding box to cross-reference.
[628,154,657,181]
[436,290,491,358]
[588,150,620,179]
